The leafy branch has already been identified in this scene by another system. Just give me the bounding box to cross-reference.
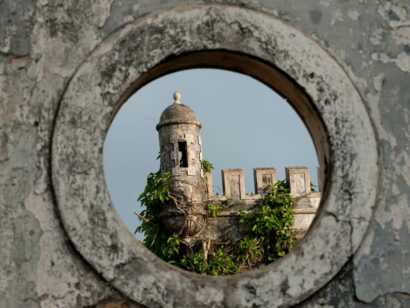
[201,159,214,174]
[239,180,296,263]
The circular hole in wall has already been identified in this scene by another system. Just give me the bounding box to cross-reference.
[52,6,378,303]
[104,54,325,275]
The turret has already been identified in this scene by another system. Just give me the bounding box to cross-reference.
[156,92,207,238]
[156,91,203,180]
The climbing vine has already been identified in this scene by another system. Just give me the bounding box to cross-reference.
[137,170,296,275]
[239,180,296,264]
[135,171,173,259]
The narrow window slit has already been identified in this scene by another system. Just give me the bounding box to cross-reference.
[178,141,188,167]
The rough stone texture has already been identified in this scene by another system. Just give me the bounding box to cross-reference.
[253,167,277,195]
[157,99,208,238]
[0,1,408,308]
[205,171,213,197]
[222,169,246,200]
[286,167,312,197]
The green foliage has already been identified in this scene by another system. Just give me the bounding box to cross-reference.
[239,180,296,262]
[162,234,182,261]
[207,247,237,276]
[180,247,237,276]
[181,250,208,274]
[207,203,220,217]
[136,171,172,258]
[201,160,214,174]
[138,171,171,206]
[236,236,263,267]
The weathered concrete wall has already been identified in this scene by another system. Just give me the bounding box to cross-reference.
[0,0,409,307]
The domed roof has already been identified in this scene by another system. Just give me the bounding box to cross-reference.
[156,92,201,130]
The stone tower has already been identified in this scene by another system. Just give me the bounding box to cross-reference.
[156,92,207,238]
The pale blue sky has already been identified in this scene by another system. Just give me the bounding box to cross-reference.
[103,69,318,236]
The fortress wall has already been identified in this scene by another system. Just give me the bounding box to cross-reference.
[210,166,317,199]
[208,166,320,239]
[1,1,409,307]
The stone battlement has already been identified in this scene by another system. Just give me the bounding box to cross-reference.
[205,166,320,200]
[204,166,321,239]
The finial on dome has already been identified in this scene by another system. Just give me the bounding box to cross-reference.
[173,91,182,104]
